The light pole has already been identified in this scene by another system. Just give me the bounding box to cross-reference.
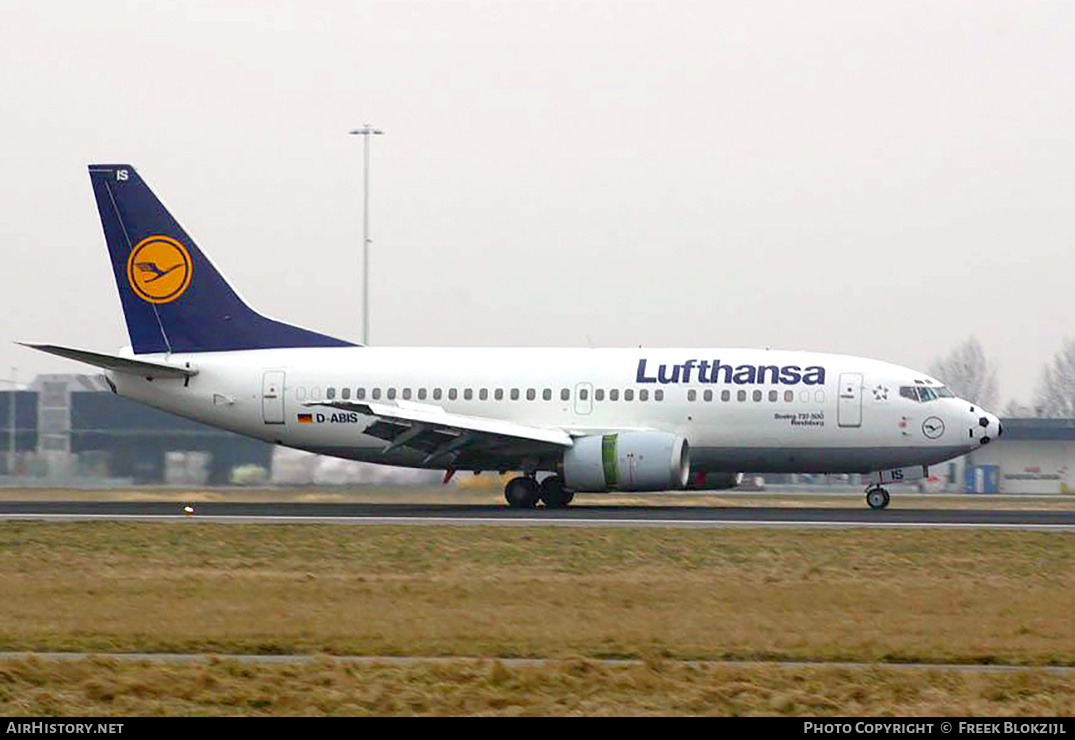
[349,125,384,346]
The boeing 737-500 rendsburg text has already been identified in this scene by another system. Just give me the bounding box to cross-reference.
[22,165,1002,509]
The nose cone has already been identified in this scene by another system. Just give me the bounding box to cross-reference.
[976,410,1002,445]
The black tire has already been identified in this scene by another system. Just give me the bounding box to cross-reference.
[539,475,573,509]
[505,476,540,508]
[866,487,890,510]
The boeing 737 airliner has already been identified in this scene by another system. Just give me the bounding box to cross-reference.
[22,165,1002,509]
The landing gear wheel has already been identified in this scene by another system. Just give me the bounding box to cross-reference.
[539,475,574,509]
[866,486,890,510]
[505,476,540,509]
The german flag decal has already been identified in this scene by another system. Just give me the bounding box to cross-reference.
[297,414,313,424]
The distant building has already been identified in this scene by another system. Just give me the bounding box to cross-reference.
[2,374,272,483]
[963,418,1075,493]
[70,391,273,483]
[0,390,38,474]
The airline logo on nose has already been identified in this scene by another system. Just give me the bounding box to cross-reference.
[126,235,192,304]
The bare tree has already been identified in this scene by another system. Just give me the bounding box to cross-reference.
[928,337,999,409]
[1034,339,1075,418]
[1002,399,1036,418]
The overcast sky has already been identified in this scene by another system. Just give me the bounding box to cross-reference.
[1,0,1072,405]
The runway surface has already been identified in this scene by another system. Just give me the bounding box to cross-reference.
[1,500,1074,529]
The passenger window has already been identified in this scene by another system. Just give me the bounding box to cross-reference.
[639,389,649,402]
[688,389,697,402]
[417,388,426,400]
[342,388,351,400]
[815,390,825,403]
[433,388,442,401]
[387,388,397,400]
[311,386,321,401]
[543,388,552,401]
[495,388,504,401]
[527,388,536,401]
[703,390,713,402]
[327,387,336,400]
[296,387,307,401]
[464,388,473,400]
[449,388,458,400]
[721,390,730,402]
[402,388,412,400]
[480,388,488,401]
[800,390,809,403]
[357,388,366,400]
[610,389,619,401]
[784,390,794,402]
[769,390,778,402]
[595,389,605,401]
[753,390,762,402]
[511,388,520,400]
[579,388,589,401]
[371,388,381,400]
[560,388,570,401]
[737,390,747,402]
[624,389,634,401]
[655,389,664,401]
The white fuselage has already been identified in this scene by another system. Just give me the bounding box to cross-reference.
[108,346,998,477]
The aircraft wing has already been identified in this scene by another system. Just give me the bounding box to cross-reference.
[304,399,573,466]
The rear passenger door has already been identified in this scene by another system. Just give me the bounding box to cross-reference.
[262,370,286,425]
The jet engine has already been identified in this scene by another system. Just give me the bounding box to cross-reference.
[686,471,743,490]
[562,432,690,492]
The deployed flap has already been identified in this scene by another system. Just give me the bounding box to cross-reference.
[306,399,573,450]
[18,343,197,379]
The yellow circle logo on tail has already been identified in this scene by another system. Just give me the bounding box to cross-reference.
[126,235,192,304]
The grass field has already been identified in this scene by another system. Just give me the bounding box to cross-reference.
[0,520,1073,715]
[2,656,1073,716]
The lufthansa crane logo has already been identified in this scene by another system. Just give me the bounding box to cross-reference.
[922,416,945,440]
[126,235,192,304]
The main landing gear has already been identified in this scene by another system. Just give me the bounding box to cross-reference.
[504,475,574,509]
[865,485,891,510]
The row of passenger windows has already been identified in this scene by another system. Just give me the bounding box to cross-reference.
[294,385,824,404]
[688,389,826,403]
[295,386,669,402]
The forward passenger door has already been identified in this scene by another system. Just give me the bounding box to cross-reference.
[837,372,863,428]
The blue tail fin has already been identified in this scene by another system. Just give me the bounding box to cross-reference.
[88,164,355,354]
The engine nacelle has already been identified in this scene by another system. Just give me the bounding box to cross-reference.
[562,432,690,492]
[687,471,743,491]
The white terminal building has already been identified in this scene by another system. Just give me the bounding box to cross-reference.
[961,419,1075,494]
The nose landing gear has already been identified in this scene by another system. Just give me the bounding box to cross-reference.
[866,485,891,510]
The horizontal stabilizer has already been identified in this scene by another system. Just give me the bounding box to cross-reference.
[18,343,197,379]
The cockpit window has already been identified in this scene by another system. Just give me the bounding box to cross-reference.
[900,386,920,401]
[900,385,948,402]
